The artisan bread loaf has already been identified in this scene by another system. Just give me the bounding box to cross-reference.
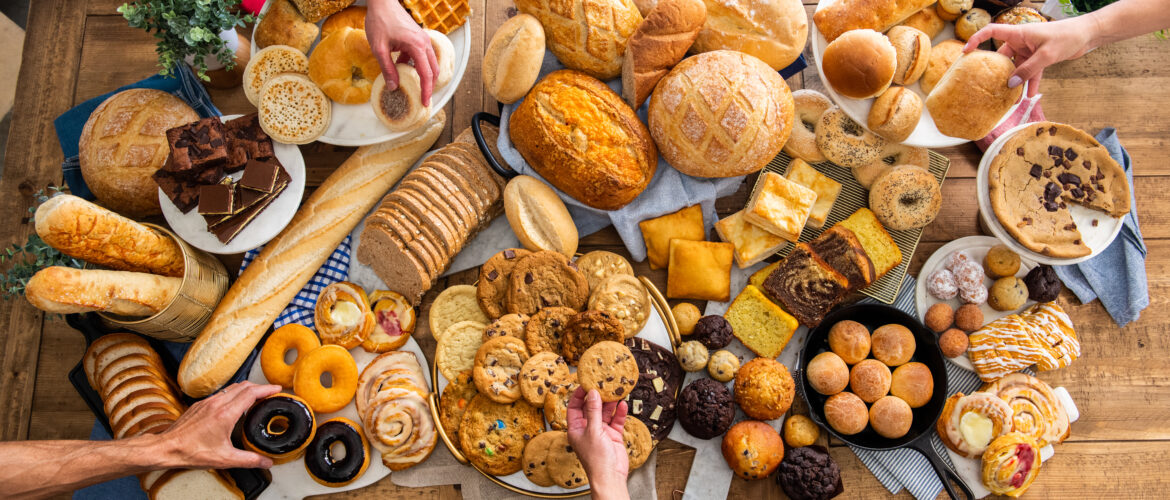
[510,70,657,210]
[35,194,185,277]
[515,0,642,79]
[254,0,319,53]
[920,39,965,94]
[25,267,180,317]
[692,0,806,70]
[926,51,1023,140]
[812,0,935,42]
[178,112,445,397]
[620,0,706,109]
[821,29,897,100]
[648,50,793,178]
[483,14,546,104]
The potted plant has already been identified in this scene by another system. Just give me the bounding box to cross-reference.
[118,0,258,87]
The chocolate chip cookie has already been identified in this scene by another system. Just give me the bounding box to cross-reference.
[546,432,590,489]
[477,248,532,319]
[483,313,529,343]
[525,306,576,356]
[521,430,558,487]
[587,274,651,338]
[693,315,734,349]
[678,378,734,440]
[623,416,653,470]
[519,351,571,406]
[439,370,478,453]
[577,341,638,402]
[506,251,589,315]
[458,394,543,476]
[624,337,683,442]
[472,336,530,403]
[543,374,579,431]
[562,310,625,365]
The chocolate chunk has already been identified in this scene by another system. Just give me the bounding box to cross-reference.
[1035,127,1045,136]
[1074,239,1082,245]
[486,269,499,281]
[1029,164,1042,178]
[1065,148,1078,161]
[504,249,516,259]
[1057,173,1081,186]
[1042,170,1052,178]
[1043,182,1061,201]
[1064,223,1077,231]
[1070,188,1084,198]
[1044,201,1059,212]
[1048,145,1064,158]
[1016,147,1025,156]
[1092,219,1099,227]
[1049,126,1058,135]
[524,272,534,284]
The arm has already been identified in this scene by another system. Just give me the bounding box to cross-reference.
[567,388,631,500]
[366,0,439,106]
[0,382,279,499]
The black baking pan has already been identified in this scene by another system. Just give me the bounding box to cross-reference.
[470,111,519,180]
[65,312,269,499]
[797,304,974,500]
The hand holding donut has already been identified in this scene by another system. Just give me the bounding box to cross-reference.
[155,382,281,470]
[366,0,439,106]
[567,388,631,500]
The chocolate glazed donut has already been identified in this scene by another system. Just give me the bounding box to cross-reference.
[305,418,370,487]
[242,394,317,464]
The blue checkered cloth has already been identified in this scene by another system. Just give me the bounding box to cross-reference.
[238,236,353,331]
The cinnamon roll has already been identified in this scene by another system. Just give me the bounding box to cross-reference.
[937,392,1014,458]
[355,351,429,418]
[314,281,376,349]
[981,432,1041,497]
[981,372,1070,447]
[362,387,437,470]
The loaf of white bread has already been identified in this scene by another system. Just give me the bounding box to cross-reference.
[35,194,186,277]
[25,266,181,317]
[620,0,706,109]
[178,111,446,398]
[813,0,935,42]
[926,50,1024,140]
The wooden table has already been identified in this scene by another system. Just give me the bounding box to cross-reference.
[3,0,1169,498]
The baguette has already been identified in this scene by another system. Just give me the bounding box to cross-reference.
[620,0,706,110]
[813,0,935,43]
[25,266,181,317]
[35,194,185,277]
[177,111,446,398]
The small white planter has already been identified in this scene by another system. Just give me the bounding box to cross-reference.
[183,28,241,70]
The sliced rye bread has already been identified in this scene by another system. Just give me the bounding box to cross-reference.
[393,188,462,255]
[358,225,432,305]
[454,123,508,172]
[380,200,449,267]
[423,158,490,216]
[412,168,477,230]
[447,141,507,193]
[432,147,503,203]
[401,177,471,234]
[366,211,439,276]
[426,152,497,217]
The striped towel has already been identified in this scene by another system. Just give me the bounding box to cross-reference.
[852,276,985,499]
[238,236,352,330]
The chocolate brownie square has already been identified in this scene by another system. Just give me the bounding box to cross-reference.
[153,170,199,213]
[223,113,275,173]
[165,117,228,176]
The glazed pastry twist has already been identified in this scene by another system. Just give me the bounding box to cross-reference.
[968,302,1080,382]
[937,391,1014,458]
[1025,302,1080,372]
[314,281,376,349]
[981,432,1041,497]
[363,387,437,470]
[981,372,1070,447]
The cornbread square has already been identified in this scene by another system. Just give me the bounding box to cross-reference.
[786,159,842,229]
[749,261,781,289]
[639,204,705,269]
[835,208,903,278]
[666,239,734,302]
[724,285,798,358]
[743,172,818,242]
[715,210,789,268]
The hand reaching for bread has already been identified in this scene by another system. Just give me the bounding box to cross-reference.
[964,22,1093,98]
[366,0,438,106]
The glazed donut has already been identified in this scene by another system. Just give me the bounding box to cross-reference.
[315,281,375,349]
[293,345,359,414]
[815,107,886,169]
[371,65,428,132]
[261,324,322,388]
[242,394,317,464]
[782,90,832,163]
[305,418,370,487]
[854,143,930,189]
[869,165,942,230]
[426,30,456,90]
[308,27,381,104]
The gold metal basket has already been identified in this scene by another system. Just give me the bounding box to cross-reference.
[97,224,228,342]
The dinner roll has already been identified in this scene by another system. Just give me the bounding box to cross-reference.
[897,6,945,39]
[828,320,870,364]
[824,392,868,435]
[692,0,807,70]
[849,359,892,403]
[869,395,913,439]
[867,87,922,143]
[503,176,579,257]
[821,29,896,100]
[887,26,931,86]
[321,5,366,39]
[890,361,934,408]
[920,39,964,95]
[871,323,916,366]
[926,51,1023,140]
[483,14,545,104]
[807,352,850,395]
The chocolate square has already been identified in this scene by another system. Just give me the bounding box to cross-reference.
[153,170,200,213]
[165,117,228,176]
[239,160,280,193]
[223,113,276,172]
[198,183,234,215]
[210,180,287,243]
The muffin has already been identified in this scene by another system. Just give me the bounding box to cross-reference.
[983,244,1021,278]
[823,392,868,435]
[890,362,934,408]
[939,328,969,358]
[672,302,701,335]
[734,358,795,420]
[783,414,821,448]
[721,420,785,480]
[924,303,954,332]
[988,276,1028,311]
[678,378,735,439]
[871,324,916,367]
[849,359,892,403]
[828,320,871,364]
[693,315,733,349]
[677,340,710,372]
[776,445,844,500]
[807,352,850,395]
[954,303,984,332]
[869,395,913,439]
[1023,265,1062,302]
[707,350,740,382]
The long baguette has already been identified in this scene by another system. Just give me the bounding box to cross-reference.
[25,266,181,316]
[178,111,446,397]
[813,0,935,43]
[35,194,186,277]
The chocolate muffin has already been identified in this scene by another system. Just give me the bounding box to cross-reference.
[693,315,733,349]
[624,337,684,441]
[776,445,844,500]
[678,378,734,439]
[1024,265,1062,302]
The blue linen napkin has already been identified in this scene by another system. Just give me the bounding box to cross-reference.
[1053,128,1147,327]
[53,64,221,200]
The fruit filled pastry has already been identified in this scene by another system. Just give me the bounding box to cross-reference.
[937,391,1014,458]
[315,281,377,349]
[981,432,1042,497]
[362,290,416,352]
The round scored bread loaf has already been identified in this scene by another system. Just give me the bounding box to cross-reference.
[510,70,657,210]
[515,0,642,80]
[482,14,545,104]
[822,29,897,100]
[691,0,806,71]
[648,50,793,178]
[925,50,1023,140]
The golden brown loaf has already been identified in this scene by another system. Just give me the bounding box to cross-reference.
[813,0,935,42]
[482,14,546,104]
[648,50,793,178]
[620,0,706,110]
[289,0,355,22]
[515,0,642,80]
[820,29,897,100]
[178,112,445,398]
[920,39,964,94]
[25,266,180,317]
[254,0,320,53]
[926,51,1023,140]
[503,175,579,258]
[510,70,657,210]
[35,195,185,277]
[692,0,807,71]
[79,89,199,217]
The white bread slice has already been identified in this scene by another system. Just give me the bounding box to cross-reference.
[112,403,182,433]
[102,365,171,399]
[150,470,243,500]
[243,45,309,106]
[83,333,147,389]
[257,73,331,145]
[93,342,160,382]
[114,407,179,439]
[109,395,182,430]
[98,355,166,391]
[140,470,168,492]
[103,375,172,405]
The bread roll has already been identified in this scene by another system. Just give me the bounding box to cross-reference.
[515,0,642,80]
[510,70,657,210]
[79,89,199,217]
[504,176,579,258]
[255,0,320,53]
[887,26,931,86]
[920,39,964,94]
[926,51,1023,140]
[648,50,793,178]
[821,29,896,100]
[867,86,921,142]
[897,6,945,39]
[35,195,185,277]
[289,0,355,23]
[691,0,805,71]
[813,0,935,42]
[482,14,546,104]
[25,267,180,317]
[620,0,706,110]
[178,112,445,397]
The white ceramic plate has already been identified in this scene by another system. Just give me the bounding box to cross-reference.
[158,114,306,254]
[914,236,1038,371]
[976,122,1126,265]
[246,337,431,500]
[250,0,470,146]
[809,0,1026,148]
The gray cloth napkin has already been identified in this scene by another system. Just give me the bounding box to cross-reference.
[496,53,744,262]
[1053,128,1147,326]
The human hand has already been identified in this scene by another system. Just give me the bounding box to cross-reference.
[567,388,630,499]
[964,20,1097,97]
[366,0,439,106]
[152,381,281,470]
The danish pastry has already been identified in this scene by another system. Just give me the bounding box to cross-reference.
[315,281,376,349]
[937,391,1014,458]
[981,432,1041,497]
[981,372,1070,447]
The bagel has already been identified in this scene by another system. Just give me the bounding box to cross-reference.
[869,165,941,230]
[427,30,456,90]
[260,324,322,388]
[370,65,429,132]
[309,27,381,104]
[816,106,885,169]
[783,89,832,163]
[853,143,930,189]
[293,345,359,414]
[321,6,366,39]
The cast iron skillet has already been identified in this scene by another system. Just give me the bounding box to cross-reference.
[470,111,520,180]
[798,304,974,500]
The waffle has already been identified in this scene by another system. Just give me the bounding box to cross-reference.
[401,0,469,34]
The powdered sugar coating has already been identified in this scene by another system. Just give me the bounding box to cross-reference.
[953,261,985,292]
[959,284,988,305]
[943,251,972,272]
[927,269,959,300]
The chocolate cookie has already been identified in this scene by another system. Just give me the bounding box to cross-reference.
[624,337,683,442]
[525,306,576,356]
[562,310,625,365]
[1024,264,1062,302]
[439,370,478,454]
[506,251,589,315]
[458,395,543,476]
[776,445,844,500]
[678,378,734,440]
[577,341,638,402]
[483,313,529,343]
[693,315,734,349]
[519,351,571,406]
[477,248,532,319]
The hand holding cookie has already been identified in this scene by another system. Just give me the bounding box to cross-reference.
[567,388,631,499]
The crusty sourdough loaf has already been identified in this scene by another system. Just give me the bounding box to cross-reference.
[35,194,185,277]
[515,0,642,80]
[926,50,1023,140]
[812,0,935,43]
[510,70,658,210]
[691,0,806,71]
[620,0,706,110]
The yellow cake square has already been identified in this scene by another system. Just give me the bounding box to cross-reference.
[714,210,789,268]
[786,159,842,229]
[743,172,818,242]
[724,285,798,359]
[666,239,734,302]
[835,208,903,278]
[639,204,706,269]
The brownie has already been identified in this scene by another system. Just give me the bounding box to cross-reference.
[624,337,684,441]
[223,113,276,173]
[693,315,733,349]
[677,378,734,440]
[165,117,228,175]
[1023,265,1062,302]
[776,446,844,500]
[153,171,199,212]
